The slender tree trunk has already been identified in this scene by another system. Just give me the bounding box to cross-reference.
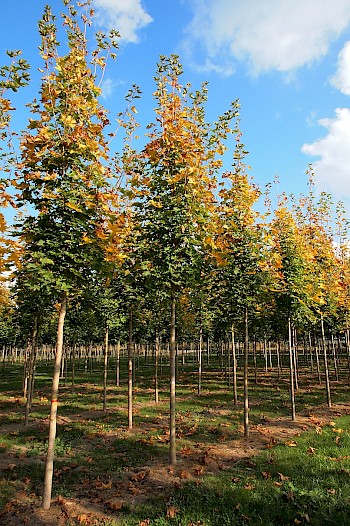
[244,307,249,439]
[346,329,350,379]
[292,326,299,391]
[331,332,339,381]
[321,316,331,408]
[115,340,120,387]
[103,325,109,413]
[128,312,133,430]
[231,324,238,405]
[71,342,76,393]
[42,291,67,510]
[276,340,281,379]
[198,326,202,396]
[253,337,257,385]
[288,316,296,421]
[170,294,176,465]
[155,333,159,403]
[308,332,314,372]
[25,317,38,426]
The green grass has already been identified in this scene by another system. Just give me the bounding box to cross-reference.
[1,355,350,524]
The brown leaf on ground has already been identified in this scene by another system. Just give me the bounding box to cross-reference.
[95,478,112,490]
[180,446,194,456]
[106,501,124,511]
[166,505,178,518]
[285,440,297,447]
[194,466,204,476]
[307,447,317,455]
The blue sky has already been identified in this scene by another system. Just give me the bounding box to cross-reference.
[2,0,350,218]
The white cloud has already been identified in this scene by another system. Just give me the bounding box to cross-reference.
[301,108,350,199]
[100,78,123,99]
[93,0,153,44]
[331,41,350,95]
[182,0,350,75]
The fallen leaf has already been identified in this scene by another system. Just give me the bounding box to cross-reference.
[106,501,124,511]
[307,447,317,455]
[166,505,178,518]
[180,446,193,456]
[261,471,270,480]
[95,478,112,490]
[278,472,289,481]
[285,440,297,447]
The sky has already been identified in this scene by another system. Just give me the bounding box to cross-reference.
[2,0,350,219]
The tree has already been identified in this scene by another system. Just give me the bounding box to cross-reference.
[130,55,236,463]
[212,124,265,437]
[15,1,119,509]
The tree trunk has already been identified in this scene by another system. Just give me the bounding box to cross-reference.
[288,316,296,421]
[115,340,120,387]
[42,291,67,510]
[331,332,339,381]
[169,294,176,465]
[25,317,39,426]
[231,324,238,405]
[155,333,159,403]
[71,342,76,393]
[103,325,109,412]
[321,316,331,408]
[198,326,202,396]
[128,312,133,430]
[244,307,249,439]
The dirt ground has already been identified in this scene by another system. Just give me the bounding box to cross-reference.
[1,403,349,526]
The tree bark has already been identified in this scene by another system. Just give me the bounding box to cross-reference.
[115,340,120,387]
[198,325,202,396]
[42,291,67,510]
[128,311,133,430]
[321,316,331,408]
[155,333,159,403]
[288,316,296,421]
[244,307,249,439]
[103,325,109,412]
[169,294,176,465]
[231,324,238,405]
[25,317,38,426]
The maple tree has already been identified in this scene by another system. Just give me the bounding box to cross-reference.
[129,55,237,463]
[0,51,30,286]
[268,193,315,419]
[212,123,265,437]
[14,0,120,509]
[299,178,342,408]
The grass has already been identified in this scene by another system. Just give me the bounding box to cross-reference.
[0,354,350,525]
